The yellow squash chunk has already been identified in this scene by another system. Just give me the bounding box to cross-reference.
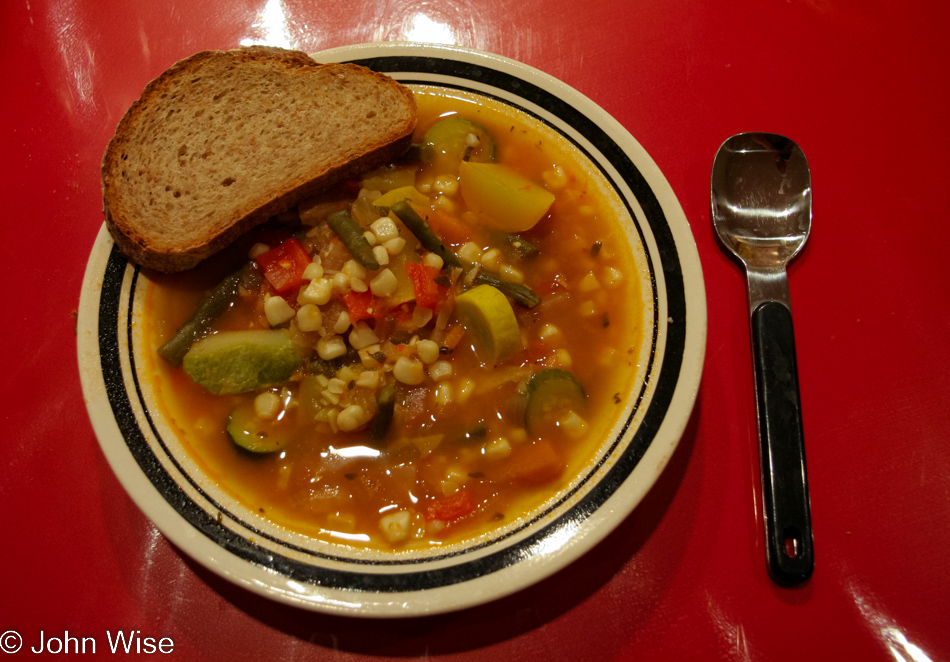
[454,284,521,363]
[458,161,555,233]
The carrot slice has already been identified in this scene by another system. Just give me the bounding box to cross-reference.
[427,209,472,245]
[506,439,564,485]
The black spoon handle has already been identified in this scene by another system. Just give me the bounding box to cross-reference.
[751,300,814,585]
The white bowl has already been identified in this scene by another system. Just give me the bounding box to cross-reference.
[77,42,706,617]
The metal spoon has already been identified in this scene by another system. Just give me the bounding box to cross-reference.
[711,132,814,585]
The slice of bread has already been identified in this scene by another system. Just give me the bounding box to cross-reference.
[101,46,417,272]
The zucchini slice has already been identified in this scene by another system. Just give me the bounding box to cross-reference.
[421,116,496,168]
[524,368,587,437]
[227,401,292,453]
[182,329,303,395]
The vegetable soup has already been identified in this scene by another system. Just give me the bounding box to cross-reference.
[142,85,651,551]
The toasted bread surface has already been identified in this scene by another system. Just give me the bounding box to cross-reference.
[101,46,416,272]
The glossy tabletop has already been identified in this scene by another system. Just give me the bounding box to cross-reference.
[3,0,949,659]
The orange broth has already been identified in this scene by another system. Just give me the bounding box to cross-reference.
[143,86,647,551]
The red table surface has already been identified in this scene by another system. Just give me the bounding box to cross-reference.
[3,0,948,659]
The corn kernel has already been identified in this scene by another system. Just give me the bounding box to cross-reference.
[298,277,333,306]
[342,260,367,280]
[264,295,295,327]
[254,391,281,419]
[429,361,453,382]
[423,252,444,269]
[359,345,383,368]
[559,411,588,439]
[383,237,406,255]
[356,370,381,389]
[372,245,390,266]
[457,378,475,404]
[349,321,380,350]
[337,405,368,432]
[370,268,399,297]
[302,261,324,280]
[480,248,502,270]
[371,217,400,242]
[554,348,573,368]
[317,334,347,360]
[333,311,351,335]
[433,382,453,405]
[458,242,482,262]
[379,510,411,543]
[579,300,598,317]
[296,303,323,333]
[441,479,460,496]
[483,437,512,459]
[434,175,460,196]
[500,265,524,283]
[603,267,623,290]
[416,339,440,364]
[332,271,351,293]
[578,272,601,292]
[393,356,425,385]
[542,165,568,189]
[248,242,271,259]
[538,323,560,340]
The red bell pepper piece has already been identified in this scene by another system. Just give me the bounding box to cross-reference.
[255,238,311,294]
[425,488,476,522]
[405,262,449,310]
[339,289,378,322]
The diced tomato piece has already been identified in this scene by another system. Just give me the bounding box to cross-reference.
[425,488,476,522]
[373,301,415,335]
[339,289,378,322]
[255,238,311,294]
[405,262,449,310]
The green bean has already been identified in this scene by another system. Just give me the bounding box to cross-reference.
[506,233,540,259]
[473,271,542,309]
[455,423,488,444]
[390,200,462,269]
[326,210,380,271]
[158,269,243,366]
[371,385,396,441]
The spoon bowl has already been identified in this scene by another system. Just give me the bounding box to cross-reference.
[713,133,811,274]
[711,132,814,585]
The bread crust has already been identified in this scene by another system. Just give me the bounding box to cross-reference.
[101,46,417,272]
